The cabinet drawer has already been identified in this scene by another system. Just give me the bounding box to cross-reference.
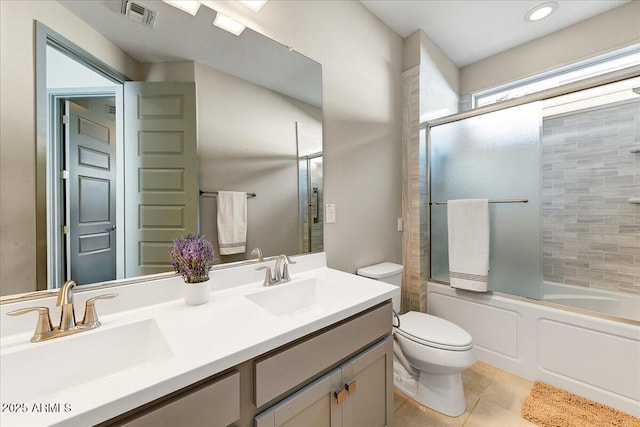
[255,302,391,407]
[121,371,240,427]
[254,368,342,427]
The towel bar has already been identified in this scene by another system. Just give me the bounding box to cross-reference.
[431,199,528,205]
[199,191,256,198]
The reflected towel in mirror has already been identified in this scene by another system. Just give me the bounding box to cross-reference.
[217,191,247,255]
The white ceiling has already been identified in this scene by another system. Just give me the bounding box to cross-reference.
[360,0,630,67]
[58,0,322,107]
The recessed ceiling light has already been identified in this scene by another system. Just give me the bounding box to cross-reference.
[213,13,246,36]
[163,0,201,16]
[238,0,268,12]
[525,2,558,22]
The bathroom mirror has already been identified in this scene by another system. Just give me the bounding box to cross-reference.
[0,0,322,299]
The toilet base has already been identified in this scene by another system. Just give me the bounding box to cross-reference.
[416,371,466,417]
[393,362,467,417]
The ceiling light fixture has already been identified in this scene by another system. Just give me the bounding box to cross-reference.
[162,0,201,16]
[524,2,557,22]
[238,0,268,12]
[213,13,246,36]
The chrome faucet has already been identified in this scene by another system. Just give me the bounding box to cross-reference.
[250,247,264,262]
[7,280,117,343]
[255,254,297,286]
[275,254,296,283]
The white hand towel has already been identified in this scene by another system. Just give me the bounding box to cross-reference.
[447,199,490,292]
[217,191,247,255]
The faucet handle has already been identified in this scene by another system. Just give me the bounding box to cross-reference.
[7,307,53,342]
[79,293,118,328]
[280,262,295,282]
[256,266,275,286]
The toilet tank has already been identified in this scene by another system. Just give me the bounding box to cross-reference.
[357,262,404,312]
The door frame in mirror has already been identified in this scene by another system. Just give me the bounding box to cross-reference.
[47,88,124,289]
[35,22,129,291]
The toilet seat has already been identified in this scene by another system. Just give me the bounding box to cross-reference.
[395,312,473,351]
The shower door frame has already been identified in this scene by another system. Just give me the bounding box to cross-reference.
[422,65,640,290]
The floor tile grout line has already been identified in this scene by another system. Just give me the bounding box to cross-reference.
[461,396,482,426]
[393,399,408,414]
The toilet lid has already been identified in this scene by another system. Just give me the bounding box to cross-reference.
[395,312,473,351]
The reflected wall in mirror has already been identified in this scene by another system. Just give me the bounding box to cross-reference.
[0,0,322,298]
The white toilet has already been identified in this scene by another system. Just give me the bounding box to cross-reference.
[357,262,475,417]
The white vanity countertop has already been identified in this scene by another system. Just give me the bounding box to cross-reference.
[0,253,398,427]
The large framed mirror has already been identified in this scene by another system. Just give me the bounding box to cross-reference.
[0,0,322,300]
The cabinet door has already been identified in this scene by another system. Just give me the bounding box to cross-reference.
[255,369,342,427]
[342,337,393,427]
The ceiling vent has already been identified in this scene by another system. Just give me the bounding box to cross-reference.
[121,0,156,27]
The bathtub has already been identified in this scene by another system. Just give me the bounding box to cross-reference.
[427,281,640,417]
[542,281,640,322]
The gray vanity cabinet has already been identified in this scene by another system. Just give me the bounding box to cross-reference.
[255,369,343,427]
[117,371,240,427]
[103,302,393,427]
[342,337,393,427]
[255,337,393,427]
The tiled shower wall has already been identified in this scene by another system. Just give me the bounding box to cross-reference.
[542,99,640,295]
[299,158,323,254]
[309,158,323,253]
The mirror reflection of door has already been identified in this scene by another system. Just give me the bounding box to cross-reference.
[64,99,117,285]
[123,82,198,277]
[46,44,122,288]
[46,44,199,287]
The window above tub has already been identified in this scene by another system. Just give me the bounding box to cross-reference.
[472,44,640,109]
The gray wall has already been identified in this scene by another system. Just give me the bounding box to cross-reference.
[194,62,322,263]
[542,99,640,295]
[206,0,405,273]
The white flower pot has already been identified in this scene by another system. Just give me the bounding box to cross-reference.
[184,280,211,306]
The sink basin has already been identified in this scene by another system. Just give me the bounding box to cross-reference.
[245,277,351,317]
[1,319,173,402]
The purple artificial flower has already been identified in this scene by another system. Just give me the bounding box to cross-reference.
[168,234,215,283]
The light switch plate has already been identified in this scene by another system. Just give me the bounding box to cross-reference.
[326,204,336,224]
[397,218,403,232]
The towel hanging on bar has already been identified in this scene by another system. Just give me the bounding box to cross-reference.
[200,190,256,198]
[447,199,490,292]
[217,191,247,255]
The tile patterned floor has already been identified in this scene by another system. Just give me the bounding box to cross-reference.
[394,361,537,427]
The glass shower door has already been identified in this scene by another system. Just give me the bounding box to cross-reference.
[429,103,543,299]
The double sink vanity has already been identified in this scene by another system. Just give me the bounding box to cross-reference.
[0,253,398,427]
